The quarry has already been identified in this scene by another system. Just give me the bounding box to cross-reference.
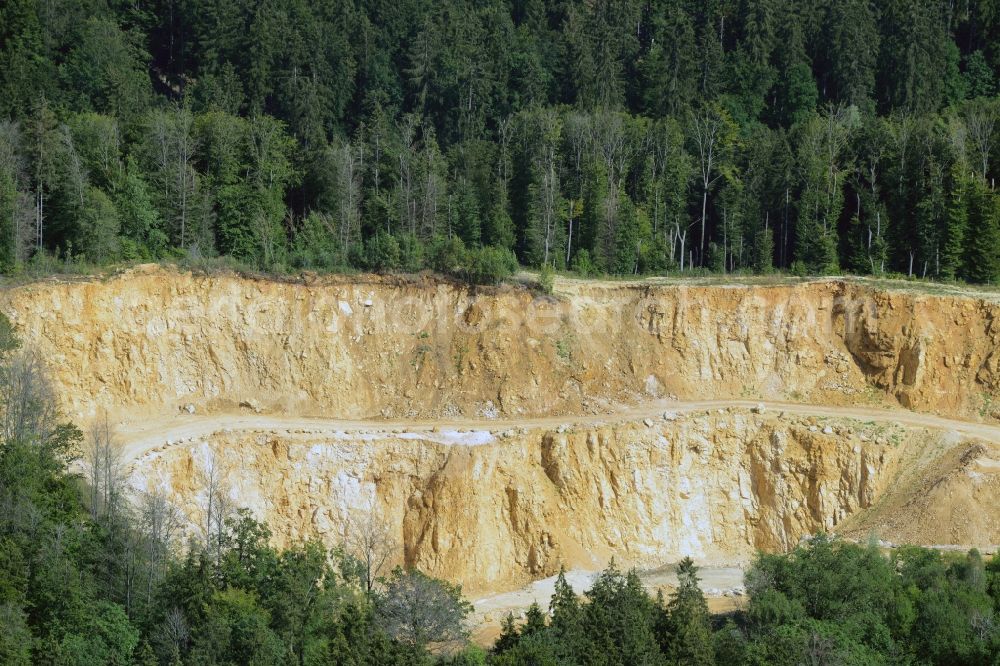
[3,265,999,601]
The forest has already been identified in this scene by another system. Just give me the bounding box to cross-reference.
[4,1,1000,281]
[2,304,999,664]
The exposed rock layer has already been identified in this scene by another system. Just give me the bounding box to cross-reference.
[4,267,1000,424]
[4,267,999,592]
[130,412,905,594]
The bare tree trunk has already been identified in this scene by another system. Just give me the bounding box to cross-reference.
[87,413,125,521]
[566,204,574,266]
[726,214,732,271]
[345,501,397,594]
[142,492,181,607]
[677,223,687,272]
[198,455,232,564]
[700,186,708,265]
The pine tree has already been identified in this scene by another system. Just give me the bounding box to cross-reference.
[493,612,521,654]
[941,165,968,280]
[752,224,774,273]
[549,567,586,661]
[963,176,1000,283]
[824,0,879,109]
[134,640,158,666]
[642,6,698,117]
[549,567,581,635]
[914,154,948,278]
[772,9,817,126]
[964,50,996,99]
[522,602,546,637]
[878,0,962,114]
[664,557,715,666]
[450,177,482,246]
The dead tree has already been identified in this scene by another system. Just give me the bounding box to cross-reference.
[345,501,397,593]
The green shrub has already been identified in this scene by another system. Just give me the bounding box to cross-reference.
[430,235,467,273]
[364,232,400,272]
[397,232,426,272]
[707,241,725,273]
[538,263,555,294]
[571,249,595,277]
[463,245,518,285]
[289,212,342,270]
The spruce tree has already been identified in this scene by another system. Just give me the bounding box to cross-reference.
[549,567,586,661]
[493,612,521,654]
[665,557,715,666]
[964,176,1000,283]
[941,165,969,280]
[522,602,546,637]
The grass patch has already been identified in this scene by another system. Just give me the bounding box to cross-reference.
[555,332,574,362]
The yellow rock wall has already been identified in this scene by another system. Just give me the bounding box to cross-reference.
[129,412,903,594]
[2,267,1000,423]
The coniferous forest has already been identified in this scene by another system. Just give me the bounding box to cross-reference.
[4,1,1000,281]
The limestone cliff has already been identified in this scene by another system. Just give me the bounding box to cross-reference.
[3,267,999,593]
[2,267,999,423]
[128,411,905,594]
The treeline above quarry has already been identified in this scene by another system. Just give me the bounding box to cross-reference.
[5,2,1000,283]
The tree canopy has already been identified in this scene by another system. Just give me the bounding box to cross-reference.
[3,1,1000,282]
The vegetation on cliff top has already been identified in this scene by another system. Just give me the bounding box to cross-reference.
[5,2,1000,284]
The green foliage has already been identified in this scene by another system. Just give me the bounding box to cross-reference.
[50,601,140,666]
[430,235,468,275]
[290,212,341,270]
[0,318,472,665]
[0,311,19,356]
[77,187,121,263]
[0,603,31,666]
[571,249,596,277]
[752,226,775,273]
[782,62,820,125]
[537,263,554,294]
[942,165,969,280]
[364,231,402,273]
[189,589,283,665]
[462,246,518,286]
[582,563,664,665]
[63,18,151,121]
[735,536,1000,665]
[485,540,1000,665]
[398,233,427,272]
[0,0,997,282]
[117,159,166,258]
[964,50,996,99]
[662,557,714,665]
[377,567,473,649]
[964,177,1000,283]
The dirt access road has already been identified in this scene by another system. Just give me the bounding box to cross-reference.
[117,397,1000,466]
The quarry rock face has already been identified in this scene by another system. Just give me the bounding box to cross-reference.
[128,414,903,594]
[4,267,1000,424]
[2,266,999,593]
